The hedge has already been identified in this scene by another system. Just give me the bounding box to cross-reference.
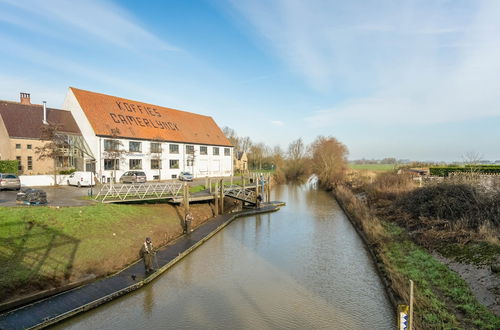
[430,166,500,177]
[0,160,19,174]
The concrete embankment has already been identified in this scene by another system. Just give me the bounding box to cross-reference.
[0,203,284,330]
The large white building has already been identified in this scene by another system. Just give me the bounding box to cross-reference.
[63,87,233,182]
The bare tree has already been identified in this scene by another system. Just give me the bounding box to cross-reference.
[310,136,349,189]
[284,138,310,181]
[103,128,127,185]
[36,123,69,185]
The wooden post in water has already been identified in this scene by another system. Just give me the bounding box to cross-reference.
[183,182,190,214]
[267,174,271,202]
[409,280,414,329]
[230,175,233,186]
[205,176,208,190]
[219,179,224,214]
[214,181,219,215]
[209,177,212,193]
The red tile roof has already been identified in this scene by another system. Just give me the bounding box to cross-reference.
[70,88,232,147]
[0,101,81,139]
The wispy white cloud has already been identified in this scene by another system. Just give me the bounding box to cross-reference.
[227,0,500,125]
[0,0,179,52]
[270,120,284,126]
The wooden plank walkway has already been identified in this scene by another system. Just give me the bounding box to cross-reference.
[0,203,284,330]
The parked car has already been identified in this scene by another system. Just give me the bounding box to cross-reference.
[0,173,21,190]
[67,171,95,187]
[119,171,147,184]
[179,172,193,181]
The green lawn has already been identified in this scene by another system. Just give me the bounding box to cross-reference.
[0,203,181,301]
[348,163,396,171]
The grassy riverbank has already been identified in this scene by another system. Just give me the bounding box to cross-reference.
[0,202,216,304]
[334,185,500,329]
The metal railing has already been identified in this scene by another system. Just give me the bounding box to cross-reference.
[223,185,257,204]
[94,182,184,202]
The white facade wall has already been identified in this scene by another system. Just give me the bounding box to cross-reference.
[97,137,233,183]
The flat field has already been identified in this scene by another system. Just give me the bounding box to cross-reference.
[348,163,396,171]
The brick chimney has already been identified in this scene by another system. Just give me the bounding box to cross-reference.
[20,92,31,105]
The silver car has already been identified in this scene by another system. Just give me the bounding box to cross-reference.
[119,171,147,184]
[179,172,193,181]
[0,173,21,190]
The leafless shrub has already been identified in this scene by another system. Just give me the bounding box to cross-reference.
[309,136,348,190]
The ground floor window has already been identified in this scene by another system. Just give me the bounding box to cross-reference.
[186,159,194,166]
[169,159,179,169]
[16,156,22,172]
[27,156,33,170]
[224,148,230,156]
[104,159,119,170]
[151,159,161,169]
[129,159,142,170]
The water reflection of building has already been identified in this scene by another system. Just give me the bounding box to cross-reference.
[0,93,85,174]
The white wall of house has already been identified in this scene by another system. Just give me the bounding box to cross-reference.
[97,137,233,183]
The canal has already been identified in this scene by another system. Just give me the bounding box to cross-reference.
[56,183,394,329]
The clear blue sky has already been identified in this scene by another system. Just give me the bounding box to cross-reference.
[1,0,499,161]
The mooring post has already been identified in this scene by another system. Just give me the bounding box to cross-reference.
[409,280,414,329]
[183,182,189,214]
[209,177,212,193]
[219,179,224,214]
[214,181,219,215]
[267,174,271,202]
[230,175,233,186]
[205,176,208,190]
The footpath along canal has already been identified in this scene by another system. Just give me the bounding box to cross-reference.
[56,183,394,329]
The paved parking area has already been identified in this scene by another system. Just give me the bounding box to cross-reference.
[0,186,96,207]
[0,177,244,207]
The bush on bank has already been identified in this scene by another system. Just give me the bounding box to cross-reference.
[334,184,500,329]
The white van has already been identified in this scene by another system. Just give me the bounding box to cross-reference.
[67,172,95,187]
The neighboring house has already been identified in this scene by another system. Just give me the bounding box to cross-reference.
[62,87,233,182]
[0,93,85,175]
[234,151,248,173]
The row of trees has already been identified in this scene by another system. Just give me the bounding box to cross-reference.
[223,126,349,189]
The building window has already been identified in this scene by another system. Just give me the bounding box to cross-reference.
[151,159,161,169]
[27,156,33,170]
[186,145,194,154]
[129,141,142,153]
[104,159,119,170]
[27,144,32,150]
[169,159,179,169]
[104,139,120,151]
[224,148,230,156]
[200,146,208,155]
[129,159,142,170]
[16,143,21,149]
[187,159,194,166]
[150,142,161,153]
[169,144,179,154]
[213,147,219,155]
[16,156,22,172]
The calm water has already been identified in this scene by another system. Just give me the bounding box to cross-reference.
[56,184,394,329]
